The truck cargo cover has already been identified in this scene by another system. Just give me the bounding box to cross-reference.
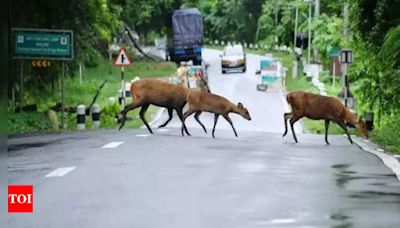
[171,8,204,49]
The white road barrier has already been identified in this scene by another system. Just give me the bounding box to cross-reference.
[92,104,100,129]
[77,104,86,130]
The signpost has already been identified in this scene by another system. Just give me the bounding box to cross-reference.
[12,28,73,60]
[339,49,353,108]
[31,60,51,67]
[113,48,132,107]
[12,28,73,129]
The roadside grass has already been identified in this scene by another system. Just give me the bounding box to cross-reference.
[8,112,51,134]
[371,119,400,154]
[9,58,176,134]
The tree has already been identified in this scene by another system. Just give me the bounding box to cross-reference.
[199,0,263,43]
[9,0,121,101]
[349,0,400,119]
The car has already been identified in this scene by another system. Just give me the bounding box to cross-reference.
[220,44,246,73]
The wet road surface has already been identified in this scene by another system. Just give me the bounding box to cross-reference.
[7,49,400,227]
[7,129,400,228]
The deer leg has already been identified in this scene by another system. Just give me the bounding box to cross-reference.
[139,104,153,134]
[282,112,292,137]
[212,114,220,138]
[158,108,173,128]
[118,102,141,131]
[194,111,207,133]
[289,116,301,143]
[325,120,330,145]
[336,120,353,144]
[223,114,238,137]
[180,108,195,136]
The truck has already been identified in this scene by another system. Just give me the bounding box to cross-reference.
[166,8,204,65]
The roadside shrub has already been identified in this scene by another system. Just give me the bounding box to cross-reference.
[8,112,51,134]
[100,103,120,128]
[371,117,400,154]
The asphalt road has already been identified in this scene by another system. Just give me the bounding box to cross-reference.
[154,49,303,134]
[7,49,400,227]
[8,129,400,228]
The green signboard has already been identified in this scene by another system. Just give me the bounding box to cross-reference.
[12,28,73,60]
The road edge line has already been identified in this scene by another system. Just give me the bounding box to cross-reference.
[352,136,400,181]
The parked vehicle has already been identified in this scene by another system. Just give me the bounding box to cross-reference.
[166,8,204,65]
[220,44,246,73]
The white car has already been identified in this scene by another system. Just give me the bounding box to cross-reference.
[220,44,246,73]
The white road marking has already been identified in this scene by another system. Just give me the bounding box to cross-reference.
[256,218,296,225]
[101,141,125,148]
[237,161,266,173]
[45,167,76,177]
[157,129,170,132]
[376,148,385,152]
[268,218,296,224]
[393,155,400,158]
[136,134,151,137]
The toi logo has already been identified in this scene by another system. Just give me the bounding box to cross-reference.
[8,185,33,213]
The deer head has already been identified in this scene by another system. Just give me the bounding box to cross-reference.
[356,117,369,138]
[237,102,251,121]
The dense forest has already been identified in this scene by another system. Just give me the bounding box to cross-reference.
[8,0,400,131]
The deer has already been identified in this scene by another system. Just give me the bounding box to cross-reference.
[117,79,206,135]
[157,65,211,129]
[282,91,369,144]
[181,90,251,138]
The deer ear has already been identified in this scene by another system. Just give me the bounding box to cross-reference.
[237,102,244,109]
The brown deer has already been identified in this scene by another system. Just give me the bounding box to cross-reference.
[158,68,211,129]
[282,91,369,144]
[117,79,205,135]
[181,90,251,138]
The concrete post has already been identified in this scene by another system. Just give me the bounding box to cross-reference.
[92,104,100,129]
[77,105,86,130]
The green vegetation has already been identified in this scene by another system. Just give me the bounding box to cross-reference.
[371,118,400,154]
[8,112,51,134]
[8,59,176,134]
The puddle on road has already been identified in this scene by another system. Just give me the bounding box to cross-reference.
[8,142,52,152]
[8,138,64,152]
[8,163,51,172]
[331,163,363,188]
[331,163,351,169]
[331,163,400,205]
[330,212,353,228]
[348,190,400,200]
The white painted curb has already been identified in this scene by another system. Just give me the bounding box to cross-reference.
[352,136,400,181]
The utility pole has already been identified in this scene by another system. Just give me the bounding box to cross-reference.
[292,4,299,79]
[307,0,313,65]
[342,1,350,88]
[293,5,299,50]
[274,2,279,49]
[343,1,349,41]
[313,0,320,62]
